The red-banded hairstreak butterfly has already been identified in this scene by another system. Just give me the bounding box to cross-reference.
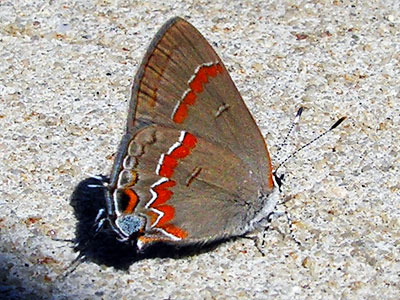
[82,17,345,256]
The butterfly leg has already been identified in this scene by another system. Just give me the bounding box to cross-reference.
[242,211,281,256]
[259,210,302,249]
[94,208,107,233]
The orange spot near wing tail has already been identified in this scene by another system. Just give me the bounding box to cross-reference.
[123,189,139,214]
[161,224,188,239]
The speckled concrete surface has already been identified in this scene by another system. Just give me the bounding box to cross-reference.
[1,1,399,299]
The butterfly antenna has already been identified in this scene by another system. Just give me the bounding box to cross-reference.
[274,116,346,174]
[275,107,304,158]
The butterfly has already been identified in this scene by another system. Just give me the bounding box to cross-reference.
[92,17,281,251]
[85,17,344,254]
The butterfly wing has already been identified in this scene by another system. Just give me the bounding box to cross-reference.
[107,17,275,247]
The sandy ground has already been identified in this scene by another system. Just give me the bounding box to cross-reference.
[1,1,399,299]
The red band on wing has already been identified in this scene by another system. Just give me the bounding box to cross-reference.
[158,155,178,178]
[183,91,196,105]
[154,179,176,190]
[170,145,190,158]
[155,205,175,226]
[173,63,223,124]
[137,224,188,247]
[189,77,204,93]
[152,179,176,206]
[158,165,173,178]
[156,132,197,179]
[152,189,173,206]
[172,103,188,124]
[182,132,197,149]
[169,133,196,158]
[160,224,188,239]
[149,132,198,239]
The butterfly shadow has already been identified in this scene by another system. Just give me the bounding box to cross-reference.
[69,177,231,271]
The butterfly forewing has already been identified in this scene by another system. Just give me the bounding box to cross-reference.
[127,18,273,190]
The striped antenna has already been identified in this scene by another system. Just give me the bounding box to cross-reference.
[274,115,346,175]
[274,107,304,159]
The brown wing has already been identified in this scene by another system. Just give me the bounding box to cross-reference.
[114,17,273,193]
[108,17,275,246]
[115,126,266,245]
